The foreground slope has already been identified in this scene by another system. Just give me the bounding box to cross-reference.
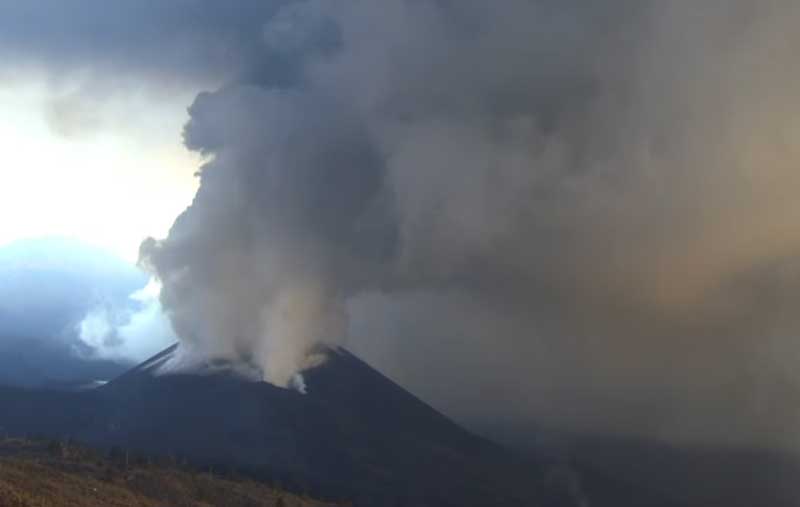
[0,438,334,507]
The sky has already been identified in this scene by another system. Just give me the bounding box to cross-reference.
[2,0,800,456]
[0,74,200,261]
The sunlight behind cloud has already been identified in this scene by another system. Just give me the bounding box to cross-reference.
[0,78,200,262]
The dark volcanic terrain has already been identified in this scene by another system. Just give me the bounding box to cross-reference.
[0,345,681,506]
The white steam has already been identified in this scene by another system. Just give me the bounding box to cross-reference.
[76,278,176,363]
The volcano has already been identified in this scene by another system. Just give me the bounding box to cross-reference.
[0,345,680,506]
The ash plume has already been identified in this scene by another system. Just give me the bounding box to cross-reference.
[139,0,800,451]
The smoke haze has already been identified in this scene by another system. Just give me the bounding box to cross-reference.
[4,0,800,452]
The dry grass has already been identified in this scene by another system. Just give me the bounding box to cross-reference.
[0,439,338,507]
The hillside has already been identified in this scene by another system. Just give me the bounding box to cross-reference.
[0,345,685,506]
[0,438,337,507]
[0,346,553,506]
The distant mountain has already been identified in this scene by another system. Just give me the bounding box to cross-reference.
[0,237,147,387]
[0,344,684,507]
[0,335,125,389]
[0,237,147,334]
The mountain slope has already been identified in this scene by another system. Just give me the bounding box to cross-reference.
[94,346,551,506]
[0,345,680,506]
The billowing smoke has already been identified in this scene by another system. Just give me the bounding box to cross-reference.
[139,0,800,450]
[4,0,800,451]
[139,82,382,386]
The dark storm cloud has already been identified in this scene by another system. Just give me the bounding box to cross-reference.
[0,0,295,84]
[8,0,800,451]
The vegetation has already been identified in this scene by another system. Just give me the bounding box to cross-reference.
[0,437,339,507]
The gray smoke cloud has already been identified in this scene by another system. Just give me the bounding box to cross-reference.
[0,0,292,83]
[138,0,800,452]
[4,0,800,451]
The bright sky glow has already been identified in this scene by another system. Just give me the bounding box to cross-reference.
[0,78,201,262]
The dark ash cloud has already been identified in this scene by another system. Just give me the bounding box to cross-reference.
[0,0,292,84]
[142,0,800,452]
